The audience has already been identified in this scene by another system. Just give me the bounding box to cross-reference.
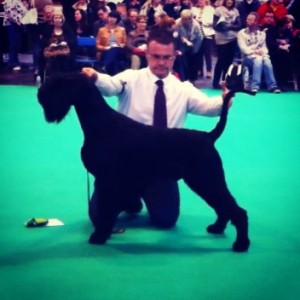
[1,0,299,92]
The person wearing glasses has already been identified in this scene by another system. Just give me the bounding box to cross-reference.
[82,29,230,231]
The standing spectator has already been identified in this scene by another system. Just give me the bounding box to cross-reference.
[37,4,54,82]
[237,0,260,28]
[0,0,9,68]
[257,0,287,25]
[175,9,202,82]
[26,0,53,79]
[237,12,280,93]
[96,10,127,75]
[3,0,28,71]
[212,0,240,89]
[192,0,215,78]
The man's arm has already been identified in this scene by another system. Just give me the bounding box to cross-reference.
[81,67,125,96]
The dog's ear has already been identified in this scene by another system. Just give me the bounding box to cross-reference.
[225,63,245,91]
[38,74,76,123]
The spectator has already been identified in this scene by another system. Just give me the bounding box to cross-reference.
[140,0,164,28]
[192,0,215,78]
[37,4,54,82]
[126,14,149,69]
[73,8,92,36]
[175,9,202,83]
[3,0,28,71]
[164,0,189,20]
[257,0,287,25]
[237,12,280,93]
[212,0,240,89]
[93,5,110,36]
[236,0,260,28]
[42,10,76,77]
[123,8,139,34]
[270,15,295,90]
[96,10,127,75]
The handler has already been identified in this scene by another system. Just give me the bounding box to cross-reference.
[82,28,231,230]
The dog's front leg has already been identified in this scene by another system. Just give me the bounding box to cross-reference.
[89,182,120,245]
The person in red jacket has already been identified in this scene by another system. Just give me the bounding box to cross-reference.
[257,0,287,25]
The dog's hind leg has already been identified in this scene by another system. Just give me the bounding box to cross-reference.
[183,157,250,252]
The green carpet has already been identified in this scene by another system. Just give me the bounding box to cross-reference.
[0,85,299,300]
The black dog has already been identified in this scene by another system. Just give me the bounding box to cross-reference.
[38,73,251,252]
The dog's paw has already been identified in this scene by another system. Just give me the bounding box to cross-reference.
[232,238,250,252]
[206,218,228,234]
[88,231,110,245]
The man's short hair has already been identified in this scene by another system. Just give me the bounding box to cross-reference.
[147,29,175,47]
[248,12,260,22]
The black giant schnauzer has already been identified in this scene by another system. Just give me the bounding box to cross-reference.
[38,73,251,252]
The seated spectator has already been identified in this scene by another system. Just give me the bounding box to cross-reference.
[163,0,189,20]
[257,0,287,25]
[93,6,110,36]
[96,10,128,75]
[73,9,92,37]
[42,11,76,77]
[237,12,280,93]
[151,10,169,30]
[127,0,142,11]
[87,0,109,27]
[140,0,164,28]
[126,15,149,70]
[175,9,202,83]
[272,14,296,90]
[123,8,139,34]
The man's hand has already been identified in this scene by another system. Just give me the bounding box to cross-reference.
[82,67,98,83]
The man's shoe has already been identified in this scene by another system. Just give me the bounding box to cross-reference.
[270,88,281,93]
[12,65,21,71]
[251,88,258,93]
[206,71,212,78]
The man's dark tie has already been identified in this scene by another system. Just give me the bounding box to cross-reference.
[153,80,167,127]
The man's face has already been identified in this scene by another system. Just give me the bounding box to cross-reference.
[264,13,274,25]
[146,41,176,79]
[246,14,257,28]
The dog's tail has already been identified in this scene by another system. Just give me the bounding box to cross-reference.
[209,89,255,142]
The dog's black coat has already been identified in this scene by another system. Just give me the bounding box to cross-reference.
[38,73,251,252]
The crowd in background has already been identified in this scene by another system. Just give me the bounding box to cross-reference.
[1,0,300,91]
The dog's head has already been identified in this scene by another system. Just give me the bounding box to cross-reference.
[38,73,91,123]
